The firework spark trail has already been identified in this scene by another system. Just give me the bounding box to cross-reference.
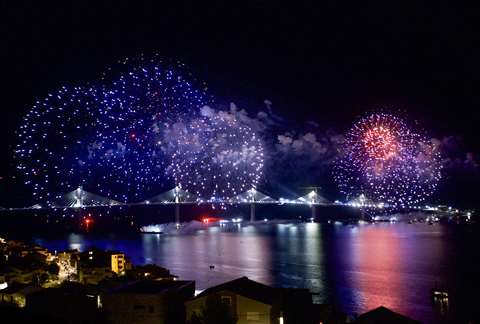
[15,56,212,202]
[16,86,105,202]
[334,113,442,209]
[90,56,211,201]
[169,112,264,206]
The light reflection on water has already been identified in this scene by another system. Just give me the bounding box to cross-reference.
[38,222,478,323]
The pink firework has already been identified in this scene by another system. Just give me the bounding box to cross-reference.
[334,113,442,209]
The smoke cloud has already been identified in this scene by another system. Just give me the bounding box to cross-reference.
[204,102,478,199]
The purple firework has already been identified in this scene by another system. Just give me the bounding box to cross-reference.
[169,111,264,204]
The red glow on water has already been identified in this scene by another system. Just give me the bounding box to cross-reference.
[82,215,94,230]
[348,226,405,313]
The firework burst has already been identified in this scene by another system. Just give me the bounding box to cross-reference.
[90,56,211,201]
[334,113,442,208]
[15,56,211,203]
[16,86,104,202]
[169,112,264,205]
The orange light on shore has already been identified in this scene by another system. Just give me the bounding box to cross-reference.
[201,216,220,224]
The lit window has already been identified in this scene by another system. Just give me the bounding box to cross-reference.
[221,296,232,305]
[247,312,259,320]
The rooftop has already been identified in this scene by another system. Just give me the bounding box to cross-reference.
[0,282,40,295]
[193,276,309,306]
[110,279,194,295]
[28,282,101,297]
[355,306,421,324]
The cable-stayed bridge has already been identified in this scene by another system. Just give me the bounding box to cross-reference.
[30,187,122,209]
[2,186,455,223]
[3,186,339,222]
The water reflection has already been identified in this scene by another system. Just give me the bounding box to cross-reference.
[36,222,474,323]
[67,233,85,251]
[334,223,449,321]
[141,223,273,287]
[348,225,405,312]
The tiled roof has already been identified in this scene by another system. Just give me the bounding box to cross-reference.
[194,277,297,306]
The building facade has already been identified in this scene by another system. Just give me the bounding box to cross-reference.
[111,253,126,274]
[102,280,195,324]
[185,277,313,324]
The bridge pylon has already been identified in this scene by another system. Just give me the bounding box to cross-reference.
[175,203,180,224]
[144,185,201,224]
[299,187,330,222]
[248,188,257,222]
[250,203,256,222]
[174,186,180,224]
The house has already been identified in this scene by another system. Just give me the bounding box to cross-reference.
[80,249,131,276]
[79,266,115,285]
[26,282,101,323]
[354,306,421,324]
[185,276,313,324]
[32,246,55,262]
[128,264,177,280]
[0,266,32,284]
[0,265,49,285]
[0,282,41,307]
[26,282,104,323]
[111,253,126,274]
[102,279,195,324]
[76,249,133,284]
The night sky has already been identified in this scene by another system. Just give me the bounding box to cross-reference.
[2,2,479,207]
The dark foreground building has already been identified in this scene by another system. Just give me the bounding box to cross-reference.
[102,279,195,324]
[186,276,316,324]
[1,275,421,324]
[354,306,421,324]
[26,282,104,323]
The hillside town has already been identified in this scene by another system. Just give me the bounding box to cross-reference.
[0,236,420,323]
